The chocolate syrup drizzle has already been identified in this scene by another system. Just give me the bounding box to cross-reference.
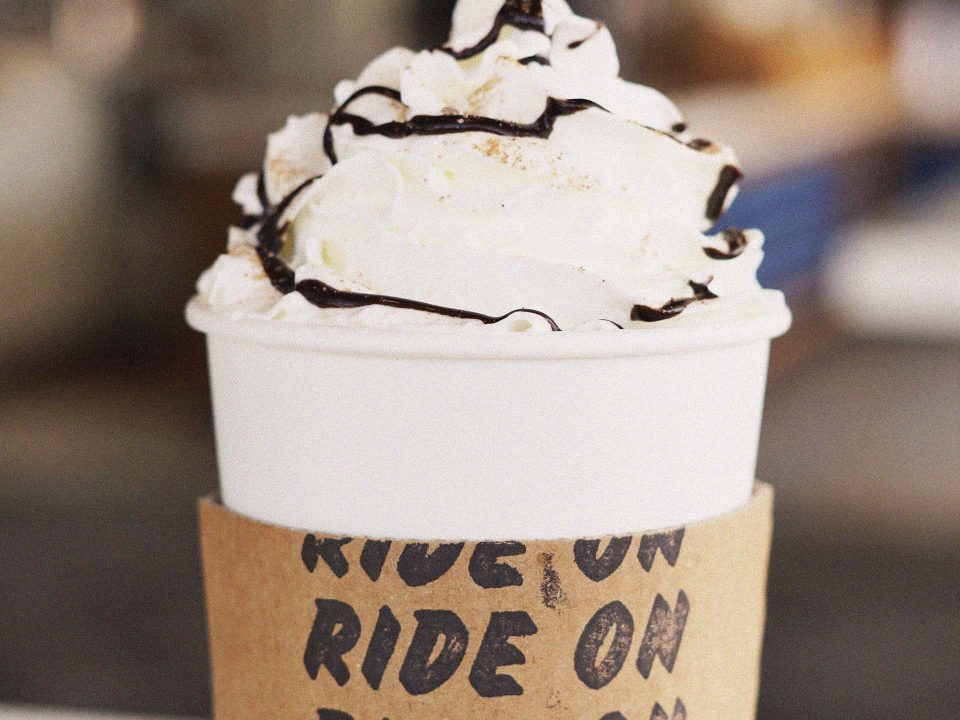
[706,165,743,222]
[297,281,562,330]
[704,228,749,261]
[241,0,742,329]
[631,281,719,323]
[238,172,270,229]
[441,0,546,60]
[323,85,605,165]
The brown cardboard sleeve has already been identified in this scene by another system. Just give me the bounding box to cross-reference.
[200,484,773,720]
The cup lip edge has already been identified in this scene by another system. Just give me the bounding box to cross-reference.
[185,291,792,359]
[203,483,772,542]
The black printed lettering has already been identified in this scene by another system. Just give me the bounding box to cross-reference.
[398,610,469,695]
[574,537,632,582]
[302,535,352,577]
[317,710,353,720]
[397,543,465,587]
[574,601,635,690]
[637,592,690,679]
[469,542,526,589]
[360,540,392,581]
[469,611,538,697]
[304,599,362,685]
[361,606,401,690]
[650,699,687,720]
[637,529,685,572]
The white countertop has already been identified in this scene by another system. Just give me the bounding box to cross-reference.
[0,708,200,720]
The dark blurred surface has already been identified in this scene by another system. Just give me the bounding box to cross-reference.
[759,340,960,719]
[2,0,959,718]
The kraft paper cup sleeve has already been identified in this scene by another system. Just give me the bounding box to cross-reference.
[200,484,774,720]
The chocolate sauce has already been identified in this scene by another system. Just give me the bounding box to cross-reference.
[518,55,550,66]
[256,168,269,210]
[298,280,561,330]
[441,0,545,60]
[704,228,749,260]
[322,85,402,165]
[324,87,605,165]
[256,244,296,293]
[238,170,270,228]
[706,165,743,222]
[253,175,322,293]
[642,123,724,160]
[631,281,718,323]
[239,214,260,230]
[255,175,320,255]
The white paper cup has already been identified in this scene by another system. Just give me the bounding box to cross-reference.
[187,292,790,540]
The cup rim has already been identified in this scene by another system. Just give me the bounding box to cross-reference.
[185,291,792,359]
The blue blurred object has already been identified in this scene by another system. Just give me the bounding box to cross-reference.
[720,143,960,292]
[720,165,840,289]
[903,144,960,192]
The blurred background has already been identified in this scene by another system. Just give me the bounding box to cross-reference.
[1,0,958,718]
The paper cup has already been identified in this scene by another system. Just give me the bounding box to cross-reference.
[187,291,790,540]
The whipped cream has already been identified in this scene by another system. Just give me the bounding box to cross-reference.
[197,0,772,332]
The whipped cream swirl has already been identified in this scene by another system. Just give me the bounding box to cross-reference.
[197,0,770,332]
